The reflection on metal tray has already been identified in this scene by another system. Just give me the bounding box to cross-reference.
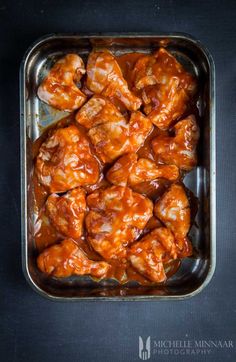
[20,33,216,300]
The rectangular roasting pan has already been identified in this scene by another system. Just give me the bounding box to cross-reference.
[20,33,216,301]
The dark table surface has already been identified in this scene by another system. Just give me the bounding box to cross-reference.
[0,0,236,361]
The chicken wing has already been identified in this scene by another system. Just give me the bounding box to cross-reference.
[154,183,192,257]
[132,48,196,130]
[88,111,152,163]
[85,186,153,260]
[75,95,124,128]
[142,81,189,130]
[37,238,110,278]
[45,187,86,239]
[86,51,142,111]
[106,153,138,186]
[88,119,130,163]
[152,115,199,171]
[36,125,100,193]
[129,111,154,151]
[130,160,179,185]
[129,227,177,283]
[37,54,87,111]
[106,153,179,187]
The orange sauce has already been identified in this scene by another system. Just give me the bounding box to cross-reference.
[32,50,198,286]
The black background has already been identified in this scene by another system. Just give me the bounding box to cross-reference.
[0,0,236,361]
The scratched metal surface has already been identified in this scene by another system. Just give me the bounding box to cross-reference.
[0,0,236,361]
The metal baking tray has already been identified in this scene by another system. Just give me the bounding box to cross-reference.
[20,33,216,301]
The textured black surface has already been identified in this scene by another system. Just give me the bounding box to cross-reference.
[0,0,236,361]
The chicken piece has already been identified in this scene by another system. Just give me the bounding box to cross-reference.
[173,237,192,258]
[75,95,124,128]
[106,153,138,186]
[129,227,177,283]
[77,96,129,163]
[154,183,190,239]
[37,54,87,111]
[36,125,99,193]
[154,183,192,257]
[88,119,130,163]
[132,48,196,130]
[88,111,152,163]
[85,186,153,260]
[142,81,189,130]
[86,51,142,111]
[37,238,110,278]
[129,160,179,185]
[152,115,199,171]
[45,188,86,239]
[129,111,153,151]
[107,153,179,187]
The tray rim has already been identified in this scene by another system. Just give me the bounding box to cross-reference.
[20,32,216,301]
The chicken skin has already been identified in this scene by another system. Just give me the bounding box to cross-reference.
[88,119,130,163]
[154,183,192,257]
[132,48,196,130]
[129,159,179,185]
[36,125,99,193]
[85,186,153,260]
[76,96,153,163]
[106,153,179,187]
[45,188,86,239]
[128,111,154,151]
[152,115,199,171]
[88,111,153,163]
[37,238,111,278]
[129,227,177,283]
[38,54,87,111]
[86,51,142,111]
[106,153,137,186]
[76,95,124,128]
